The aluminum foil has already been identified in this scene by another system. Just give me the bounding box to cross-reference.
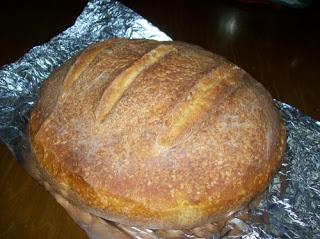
[0,0,319,238]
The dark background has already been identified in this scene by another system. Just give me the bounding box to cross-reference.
[0,0,319,238]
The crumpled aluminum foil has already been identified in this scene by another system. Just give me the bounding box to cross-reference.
[0,0,319,238]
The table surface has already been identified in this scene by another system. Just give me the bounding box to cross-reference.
[0,0,319,238]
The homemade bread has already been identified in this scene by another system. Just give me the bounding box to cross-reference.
[29,38,286,229]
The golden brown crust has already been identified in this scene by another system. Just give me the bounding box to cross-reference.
[29,38,286,229]
[95,44,177,123]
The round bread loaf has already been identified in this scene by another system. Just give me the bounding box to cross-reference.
[29,38,286,229]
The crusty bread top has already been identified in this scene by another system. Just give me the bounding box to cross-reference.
[29,38,286,229]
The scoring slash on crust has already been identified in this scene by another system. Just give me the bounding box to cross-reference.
[95,44,177,123]
[62,39,129,96]
[154,64,243,154]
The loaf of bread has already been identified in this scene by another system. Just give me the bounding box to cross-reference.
[29,38,286,229]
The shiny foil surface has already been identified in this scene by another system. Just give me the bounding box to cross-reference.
[0,0,319,238]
